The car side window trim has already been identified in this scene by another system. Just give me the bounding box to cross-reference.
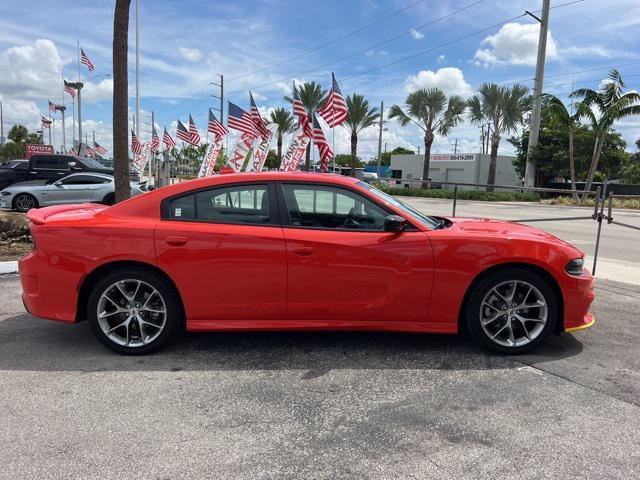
[275,181,418,232]
[160,181,281,227]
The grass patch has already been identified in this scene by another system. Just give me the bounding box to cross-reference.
[376,184,540,202]
[545,196,640,209]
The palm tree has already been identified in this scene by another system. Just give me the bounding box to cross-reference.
[269,108,295,165]
[542,93,584,200]
[284,81,326,170]
[390,88,465,188]
[112,0,131,202]
[343,94,379,177]
[466,83,530,191]
[571,70,640,199]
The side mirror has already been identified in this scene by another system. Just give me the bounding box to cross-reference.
[384,215,406,232]
[68,161,77,167]
[54,181,63,187]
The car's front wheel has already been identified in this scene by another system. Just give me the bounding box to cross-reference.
[13,193,38,212]
[464,268,557,354]
[87,268,182,354]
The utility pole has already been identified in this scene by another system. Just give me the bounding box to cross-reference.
[376,100,384,175]
[135,0,140,138]
[524,0,550,188]
[453,138,458,154]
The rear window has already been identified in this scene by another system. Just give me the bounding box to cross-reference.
[32,155,70,170]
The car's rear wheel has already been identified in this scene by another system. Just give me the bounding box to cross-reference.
[464,268,557,354]
[87,268,182,354]
[13,193,38,212]
[102,193,115,205]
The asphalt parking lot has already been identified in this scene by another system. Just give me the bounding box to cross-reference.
[1,272,639,479]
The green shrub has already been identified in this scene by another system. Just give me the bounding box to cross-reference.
[375,184,540,202]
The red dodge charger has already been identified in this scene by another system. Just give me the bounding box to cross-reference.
[19,172,595,355]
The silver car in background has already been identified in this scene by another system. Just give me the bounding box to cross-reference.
[0,172,149,212]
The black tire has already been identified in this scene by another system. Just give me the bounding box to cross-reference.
[102,193,116,206]
[87,267,183,355]
[13,193,38,212]
[464,268,558,354]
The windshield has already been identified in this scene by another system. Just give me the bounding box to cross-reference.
[358,181,441,229]
[75,156,109,169]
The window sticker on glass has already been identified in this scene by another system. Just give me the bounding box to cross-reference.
[175,208,182,217]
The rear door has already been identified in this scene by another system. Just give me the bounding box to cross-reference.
[154,182,287,326]
[30,155,72,181]
[277,182,435,324]
[46,174,109,204]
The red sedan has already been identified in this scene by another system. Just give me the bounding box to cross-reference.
[19,172,595,355]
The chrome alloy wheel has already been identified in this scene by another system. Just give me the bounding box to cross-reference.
[479,280,548,348]
[96,279,167,347]
[15,194,36,212]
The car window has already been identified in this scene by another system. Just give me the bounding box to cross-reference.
[168,184,271,225]
[32,155,69,170]
[60,175,110,185]
[281,183,389,231]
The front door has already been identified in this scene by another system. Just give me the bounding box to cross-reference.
[278,182,434,323]
[154,182,287,327]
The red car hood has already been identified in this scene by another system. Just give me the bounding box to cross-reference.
[444,216,582,254]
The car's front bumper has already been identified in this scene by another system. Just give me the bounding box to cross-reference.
[562,270,596,332]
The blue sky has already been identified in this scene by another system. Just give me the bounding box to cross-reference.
[1,0,640,158]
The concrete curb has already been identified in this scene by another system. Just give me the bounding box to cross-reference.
[0,261,18,275]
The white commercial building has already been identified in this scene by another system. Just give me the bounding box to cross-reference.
[389,153,521,190]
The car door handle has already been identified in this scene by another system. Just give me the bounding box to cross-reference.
[166,236,188,246]
[293,246,314,256]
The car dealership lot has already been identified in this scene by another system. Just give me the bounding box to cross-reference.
[1,272,639,479]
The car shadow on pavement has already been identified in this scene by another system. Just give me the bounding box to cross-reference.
[0,313,583,373]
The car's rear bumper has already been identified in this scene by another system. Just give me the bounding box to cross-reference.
[19,250,78,323]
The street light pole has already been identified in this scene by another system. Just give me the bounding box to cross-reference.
[77,82,84,153]
[376,100,384,175]
[524,0,551,188]
[56,105,67,153]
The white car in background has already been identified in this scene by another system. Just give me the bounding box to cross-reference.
[0,172,149,212]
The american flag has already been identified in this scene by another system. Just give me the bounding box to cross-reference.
[150,126,160,154]
[228,102,257,136]
[208,109,228,140]
[163,126,176,150]
[316,73,348,128]
[131,130,142,156]
[64,80,77,98]
[187,115,201,146]
[80,48,95,72]
[292,84,312,138]
[85,146,95,157]
[41,116,52,128]
[176,120,192,144]
[93,142,107,155]
[313,114,333,172]
[249,92,269,140]
[48,100,57,112]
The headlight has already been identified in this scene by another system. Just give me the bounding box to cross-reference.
[565,258,585,275]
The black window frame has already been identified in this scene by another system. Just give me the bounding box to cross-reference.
[31,155,72,171]
[160,181,281,227]
[275,181,418,232]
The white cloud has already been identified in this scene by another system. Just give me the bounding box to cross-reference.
[0,38,69,99]
[251,91,267,102]
[410,29,425,40]
[178,47,203,62]
[436,54,446,64]
[404,67,473,96]
[473,22,557,67]
[82,78,113,103]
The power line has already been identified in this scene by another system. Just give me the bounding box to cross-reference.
[227,0,435,81]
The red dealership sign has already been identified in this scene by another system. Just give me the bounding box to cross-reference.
[25,144,54,159]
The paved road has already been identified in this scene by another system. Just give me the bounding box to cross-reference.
[1,274,639,479]
[402,197,640,283]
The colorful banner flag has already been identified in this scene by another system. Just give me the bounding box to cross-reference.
[247,123,278,172]
[198,138,224,178]
[132,142,150,174]
[227,132,256,172]
[280,126,310,171]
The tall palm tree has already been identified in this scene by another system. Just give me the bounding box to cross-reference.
[542,93,585,201]
[112,0,131,202]
[342,94,379,177]
[571,69,640,199]
[284,81,326,170]
[269,108,295,165]
[466,83,530,192]
[390,88,466,188]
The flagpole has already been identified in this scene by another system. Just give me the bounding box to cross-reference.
[332,128,336,173]
[135,0,140,138]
